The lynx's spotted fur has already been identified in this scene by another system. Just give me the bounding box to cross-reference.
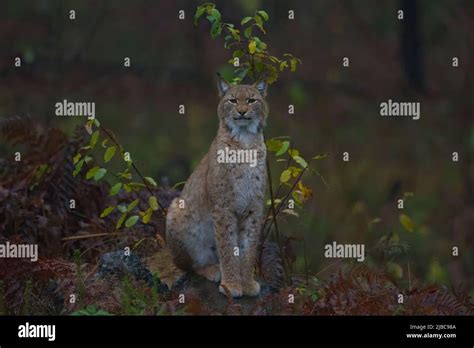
[166,76,268,297]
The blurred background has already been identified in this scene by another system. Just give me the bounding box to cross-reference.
[0,0,473,294]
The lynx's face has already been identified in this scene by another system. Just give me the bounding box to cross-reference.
[217,77,269,137]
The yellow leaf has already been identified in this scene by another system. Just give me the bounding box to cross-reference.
[143,208,153,224]
[399,213,415,232]
[280,169,291,183]
[248,40,256,54]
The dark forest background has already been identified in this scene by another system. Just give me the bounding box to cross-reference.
[0,0,473,305]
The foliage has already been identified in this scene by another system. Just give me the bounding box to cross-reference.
[71,305,112,316]
[194,3,301,84]
[301,267,474,315]
[195,3,324,285]
[73,118,165,230]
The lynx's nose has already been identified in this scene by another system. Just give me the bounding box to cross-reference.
[238,111,247,116]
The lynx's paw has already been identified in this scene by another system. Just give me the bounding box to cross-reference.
[219,282,243,298]
[242,279,261,297]
[196,264,221,283]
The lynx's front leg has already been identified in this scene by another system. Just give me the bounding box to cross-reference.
[212,208,242,297]
[238,205,263,297]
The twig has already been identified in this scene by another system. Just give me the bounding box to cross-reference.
[314,259,344,277]
[261,142,293,235]
[303,236,309,285]
[263,163,308,242]
[99,125,166,215]
[62,232,119,241]
[408,261,412,291]
[265,154,290,284]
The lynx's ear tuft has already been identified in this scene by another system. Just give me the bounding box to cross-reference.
[217,73,231,97]
[252,78,267,97]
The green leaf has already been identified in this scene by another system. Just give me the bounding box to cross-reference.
[104,146,116,163]
[90,131,99,149]
[233,50,245,58]
[73,153,81,164]
[123,183,132,193]
[241,16,252,25]
[148,196,159,211]
[117,204,127,213]
[244,26,252,38]
[292,190,303,205]
[254,15,265,33]
[116,213,127,229]
[86,166,100,180]
[248,40,256,54]
[73,159,85,177]
[118,171,132,180]
[290,57,298,72]
[101,138,109,148]
[253,36,266,51]
[257,10,269,21]
[194,6,206,25]
[93,118,101,127]
[100,206,115,218]
[368,217,382,227]
[280,169,292,183]
[266,139,283,152]
[110,183,122,196]
[127,199,139,212]
[85,121,93,135]
[313,154,328,160]
[125,215,139,228]
[142,208,153,224]
[128,182,145,191]
[144,176,157,187]
[210,8,221,21]
[228,27,240,40]
[293,156,308,169]
[289,166,302,177]
[399,214,415,232]
[266,198,282,206]
[288,149,300,158]
[276,141,290,156]
[386,262,403,279]
[94,168,107,181]
[210,20,222,38]
[279,61,289,71]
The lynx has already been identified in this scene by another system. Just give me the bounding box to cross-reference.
[166,76,268,297]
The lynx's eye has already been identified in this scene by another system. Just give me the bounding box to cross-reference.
[247,98,257,104]
[228,98,238,104]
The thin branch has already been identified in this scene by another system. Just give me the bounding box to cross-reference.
[265,153,290,283]
[99,125,166,215]
[263,164,308,242]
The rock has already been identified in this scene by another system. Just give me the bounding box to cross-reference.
[144,247,187,290]
[95,250,167,292]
